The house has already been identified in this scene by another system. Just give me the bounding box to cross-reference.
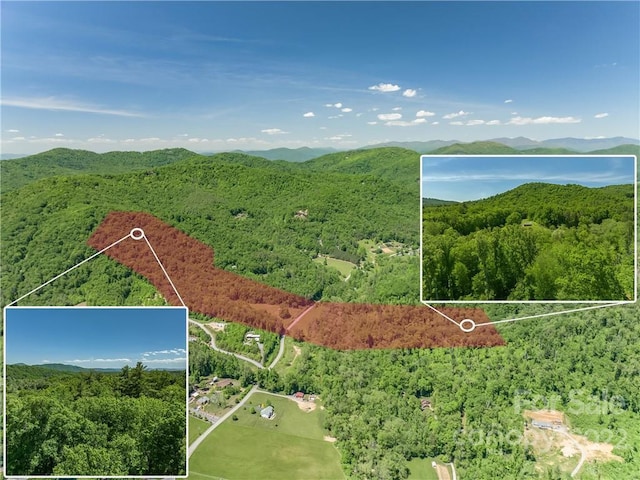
[260,406,275,419]
[209,376,219,385]
[531,420,555,430]
[245,333,261,342]
[309,394,316,402]
[216,379,234,389]
[421,399,432,410]
[197,396,209,406]
[294,392,304,400]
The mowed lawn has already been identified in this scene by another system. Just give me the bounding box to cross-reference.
[189,415,211,444]
[189,393,344,480]
[407,458,439,480]
[313,256,357,277]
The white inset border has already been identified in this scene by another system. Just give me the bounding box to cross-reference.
[420,154,638,305]
[3,305,189,478]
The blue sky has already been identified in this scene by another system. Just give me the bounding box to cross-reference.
[422,155,637,201]
[1,1,638,154]
[4,307,188,369]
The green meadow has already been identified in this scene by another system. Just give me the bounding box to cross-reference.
[188,393,344,480]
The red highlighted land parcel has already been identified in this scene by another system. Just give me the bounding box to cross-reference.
[88,212,504,349]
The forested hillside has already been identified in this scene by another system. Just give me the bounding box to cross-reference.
[0,147,196,192]
[1,145,638,479]
[422,183,635,301]
[1,150,417,306]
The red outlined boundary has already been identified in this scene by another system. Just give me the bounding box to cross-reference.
[86,211,505,349]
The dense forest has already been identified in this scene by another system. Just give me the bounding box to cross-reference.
[422,183,635,301]
[1,144,639,479]
[5,362,186,476]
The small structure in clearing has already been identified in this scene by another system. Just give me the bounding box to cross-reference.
[260,405,275,419]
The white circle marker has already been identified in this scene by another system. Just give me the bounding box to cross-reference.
[130,228,145,240]
[459,318,476,333]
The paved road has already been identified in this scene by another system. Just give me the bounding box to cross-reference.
[189,319,263,369]
[267,335,286,370]
[188,384,259,457]
[190,318,287,371]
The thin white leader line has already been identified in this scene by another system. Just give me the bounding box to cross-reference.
[143,234,187,308]
[422,302,460,326]
[475,302,630,327]
[8,233,131,306]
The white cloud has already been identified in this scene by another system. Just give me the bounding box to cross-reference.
[54,133,64,137]
[87,136,116,143]
[334,103,343,108]
[392,107,402,111]
[466,120,485,126]
[142,357,187,364]
[367,121,378,125]
[486,120,501,125]
[368,83,401,92]
[326,133,352,141]
[450,121,464,126]
[261,128,288,135]
[385,118,428,127]
[431,121,439,125]
[6,129,20,133]
[377,113,402,121]
[508,116,581,125]
[65,358,132,364]
[1,96,145,117]
[303,111,315,118]
[403,89,417,98]
[504,99,513,103]
[443,110,471,119]
[143,348,187,356]
[341,107,352,113]
[416,110,435,118]
[11,136,26,141]
[594,112,609,119]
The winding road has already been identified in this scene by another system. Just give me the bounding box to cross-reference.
[188,320,290,457]
[189,319,265,369]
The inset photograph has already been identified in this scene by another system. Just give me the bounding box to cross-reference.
[421,155,636,302]
[3,306,188,477]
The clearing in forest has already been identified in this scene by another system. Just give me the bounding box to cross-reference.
[523,410,623,476]
[188,392,344,480]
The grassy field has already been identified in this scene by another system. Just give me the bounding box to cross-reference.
[313,256,357,277]
[407,458,439,480]
[188,392,344,480]
[189,415,211,444]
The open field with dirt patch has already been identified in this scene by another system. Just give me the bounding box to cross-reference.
[188,392,343,480]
